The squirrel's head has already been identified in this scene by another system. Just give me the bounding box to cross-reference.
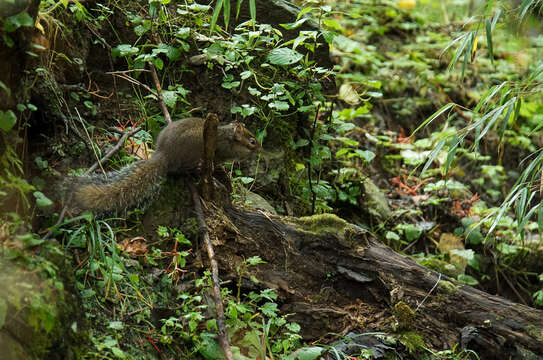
[233,121,260,155]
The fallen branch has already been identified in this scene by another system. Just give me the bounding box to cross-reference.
[189,182,234,360]
[85,126,141,174]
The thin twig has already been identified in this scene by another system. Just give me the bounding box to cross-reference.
[148,62,172,124]
[105,69,150,74]
[107,73,156,95]
[85,127,141,175]
[188,183,234,360]
[500,271,528,305]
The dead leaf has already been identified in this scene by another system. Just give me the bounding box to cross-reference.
[119,236,148,256]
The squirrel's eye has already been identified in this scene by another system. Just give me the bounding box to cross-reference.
[250,138,256,145]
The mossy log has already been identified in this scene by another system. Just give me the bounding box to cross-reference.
[206,208,543,359]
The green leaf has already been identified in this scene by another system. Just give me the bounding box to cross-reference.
[162,90,178,108]
[412,103,455,135]
[249,0,256,24]
[108,321,124,330]
[0,81,11,97]
[485,19,493,62]
[295,346,324,360]
[210,0,224,34]
[0,110,17,131]
[33,191,53,208]
[297,7,313,21]
[450,249,475,261]
[267,48,303,65]
[280,17,310,30]
[457,274,479,286]
[112,44,139,57]
[223,0,230,30]
[4,12,34,32]
[269,101,289,111]
[355,149,375,163]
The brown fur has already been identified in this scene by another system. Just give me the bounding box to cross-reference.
[69,117,259,213]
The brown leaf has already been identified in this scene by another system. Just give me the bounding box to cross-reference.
[119,236,148,256]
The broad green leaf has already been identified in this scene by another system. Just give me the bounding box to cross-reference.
[162,90,178,108]
[0,110,17,131]
[267,48,303,65]
[295,346,325,360]
[112,44,139,57]
[457,274,479,286]
[33,191,53,208]
[4,12,34,32]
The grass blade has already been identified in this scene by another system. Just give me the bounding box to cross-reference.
[210,0,224,34]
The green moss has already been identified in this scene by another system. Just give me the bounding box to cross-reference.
[293,213,348,235]
[393,301,415,329]
[437,280,459,295]
[526,324,543,342]
[397,331,425,355]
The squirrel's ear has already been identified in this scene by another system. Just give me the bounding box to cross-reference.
[233,122,243,140]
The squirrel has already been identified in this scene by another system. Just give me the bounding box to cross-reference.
[68,115,260,213]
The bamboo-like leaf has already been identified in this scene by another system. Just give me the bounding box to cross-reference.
[485,19,494,62]
[448,32,471,71]
[210,0,224,34]
[528,62,543,83]
[412,103,455,135]
[249,0,256,25]
[516,187,529,225]
[442,33,468,58]
[461,32,475,78]
[491,8,501,30]
[499,100,515,142]
[474,81,508,113]
[236,0,243,19]
[518,195,537,242]
[421,138,447,176]
[223,0,231,30]
[519,0,536,23]
[474,103,507,145]
[445,134,462,177]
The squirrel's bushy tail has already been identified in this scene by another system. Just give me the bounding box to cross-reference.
[69,153,168,214]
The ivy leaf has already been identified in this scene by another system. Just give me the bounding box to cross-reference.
[0,110,17,131]
[267,48,303,65]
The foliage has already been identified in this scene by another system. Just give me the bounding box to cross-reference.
[3,0,543,358]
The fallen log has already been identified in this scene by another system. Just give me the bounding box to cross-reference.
[205,209,543,359]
